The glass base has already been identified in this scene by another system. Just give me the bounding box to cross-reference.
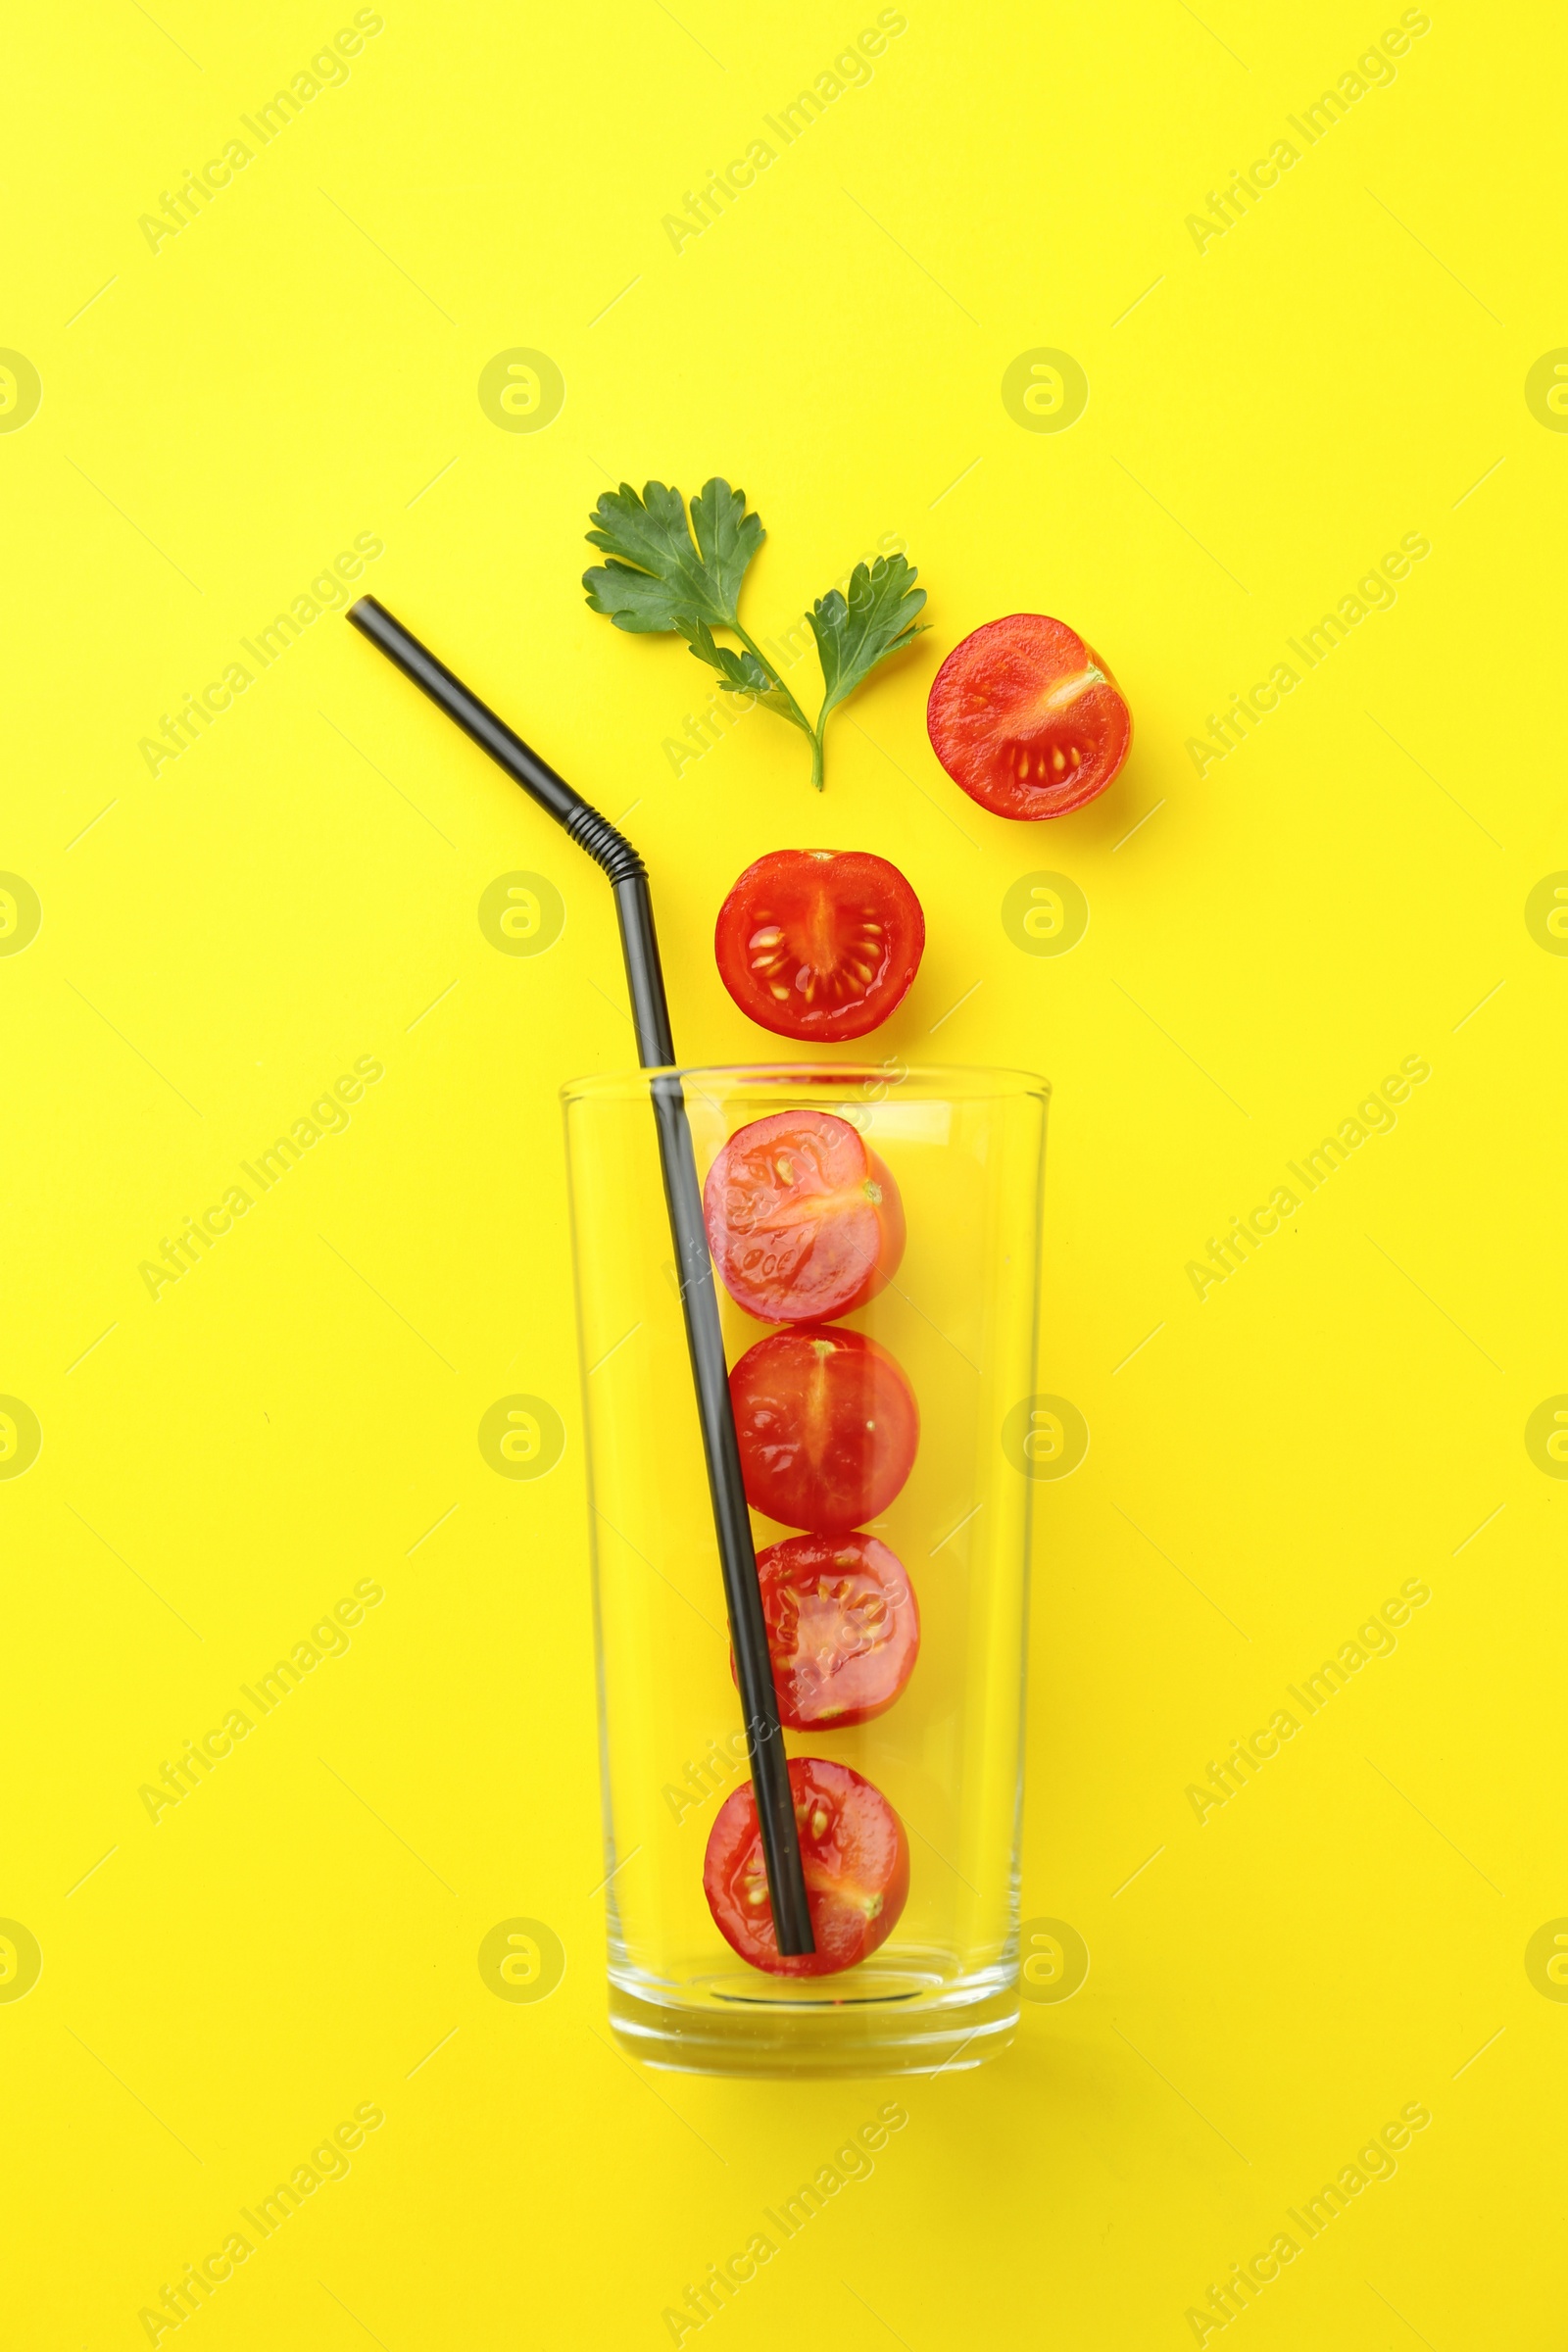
[608,1962,1019,2078]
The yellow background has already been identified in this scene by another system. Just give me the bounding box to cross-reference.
[5,0,1562,2342]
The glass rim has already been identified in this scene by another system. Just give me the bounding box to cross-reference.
[561,1060,1051,1105]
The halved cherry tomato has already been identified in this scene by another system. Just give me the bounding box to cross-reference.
[704,1109,905,1326]
[927,614,1132,818]
[729,1325,918,1532]
[714,849,924,1042]
[704,1754,910,1977]
[733,1532,920,1729]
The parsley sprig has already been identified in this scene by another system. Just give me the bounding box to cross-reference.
[582,477,926,789]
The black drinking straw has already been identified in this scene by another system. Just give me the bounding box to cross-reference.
[346,595,814,1957]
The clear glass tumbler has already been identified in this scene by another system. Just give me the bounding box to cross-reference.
[562,1063,1050,2077]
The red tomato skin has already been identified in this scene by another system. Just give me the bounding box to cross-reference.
[732,1532,920,1729]
[714,848,925,1043]
[703,1755,910,1977]
[729,1325,919,1533]
[926,613,1132,819]
[704,1109,905,1326]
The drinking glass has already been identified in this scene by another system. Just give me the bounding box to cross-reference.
[563,1063,1050,2076]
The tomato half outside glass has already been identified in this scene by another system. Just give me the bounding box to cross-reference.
[714,849,925,1042]
[729,1325,919,1532]
[733,1531,919,1729]
[703,1108,905,1326]
[926,613,1132,818]
[703,1755,910,1977]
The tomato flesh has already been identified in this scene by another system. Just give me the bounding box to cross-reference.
[729,1325,918,1533]
[927,613,1132,819]
[704,1109,905,1326]
[733,1532,919,1728]
[704,1755,910,1977]
[714,849,924,1042]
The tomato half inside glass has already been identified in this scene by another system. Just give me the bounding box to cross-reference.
[729,1325,919,1532]
[704,1108,905,1325]
[714,849,925,1042]
[733,1531,919,1728]
[927,613,1132,819]
[704,1755,910,1977]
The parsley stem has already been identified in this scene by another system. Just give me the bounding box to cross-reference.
[730,618,827,787]
[731,620,814,740]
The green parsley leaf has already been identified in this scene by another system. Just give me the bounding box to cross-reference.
[583,478,763,632]
[808,556,927,723]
